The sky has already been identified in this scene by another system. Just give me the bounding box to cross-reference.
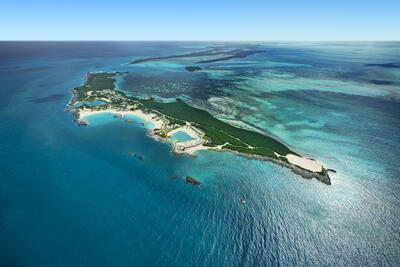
[1,0,399,41]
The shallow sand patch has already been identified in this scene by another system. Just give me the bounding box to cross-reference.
[79,109,164,129]
[286,154,323,172]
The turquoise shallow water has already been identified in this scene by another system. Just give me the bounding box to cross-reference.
[72,99,106,108]
[0,42,399,266]
[171,131,196,142]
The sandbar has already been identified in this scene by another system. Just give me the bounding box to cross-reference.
[286,154,323,173]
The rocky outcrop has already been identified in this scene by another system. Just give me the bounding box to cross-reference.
[185,66,202,72]
[186,176,201,187]
[67,108,80,122]
[65,107,87,127]
[218,148,332,185]
[77,120,87,126]
[127,152,144,161]
[68,87,79,106]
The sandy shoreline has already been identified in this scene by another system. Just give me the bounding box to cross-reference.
[78,108,210,155]
[79,108,164,129]
[285,154,323,173]
[77,108,325,175]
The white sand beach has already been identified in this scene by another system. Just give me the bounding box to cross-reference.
[285,154,323,172]
[183,143,211,155]
[79,108,164,129]
[78,109,323,170]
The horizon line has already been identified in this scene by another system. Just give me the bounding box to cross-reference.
[1,40,399,42]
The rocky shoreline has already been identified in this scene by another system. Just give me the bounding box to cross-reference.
[148,128,331,184]
[69,87,79,107]
[65,85,82,125]
[66,75,332,185]
[146,130,331,185]
[66,104,331,185]
[218,148,332,185]
[66,104,82,125]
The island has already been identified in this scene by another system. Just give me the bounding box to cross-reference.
[66,72,331,185]
[185,66,202,72]
[129,47,265,65]
[186,176,201,187]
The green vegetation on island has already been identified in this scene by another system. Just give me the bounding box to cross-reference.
[68,71,331,185]
[71,72,295,159]
[139,98,295,158]
[75,72,117,100]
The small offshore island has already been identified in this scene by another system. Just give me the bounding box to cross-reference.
[67,72,331,185]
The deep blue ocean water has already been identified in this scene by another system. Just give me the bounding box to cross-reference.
[0,41,399,266]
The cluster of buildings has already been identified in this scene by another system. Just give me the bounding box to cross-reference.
[88,90,136,110]
[174,125,204,153]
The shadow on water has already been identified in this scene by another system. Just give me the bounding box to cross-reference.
[27,94,66,103]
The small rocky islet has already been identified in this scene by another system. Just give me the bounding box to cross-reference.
[127,152,144,161]
[185,176,201,187]
[185,66,202,72]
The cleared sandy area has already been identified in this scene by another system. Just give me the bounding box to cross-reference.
[286,154,323,172]
[184,143,210,155]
